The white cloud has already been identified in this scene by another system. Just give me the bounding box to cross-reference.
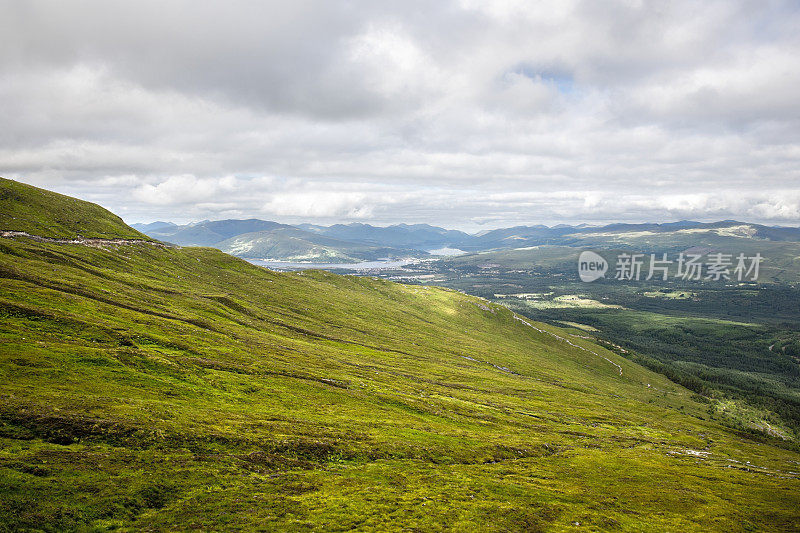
[262,192,376,219]
[1,0,799,229]
[133,175,238,205]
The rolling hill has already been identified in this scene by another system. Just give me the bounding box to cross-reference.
[0,178,151,241]
[130,221,177,233]
[2,179,800,530]
[216,227,428,262]
[142,219,290,247]
[298,222,471,250]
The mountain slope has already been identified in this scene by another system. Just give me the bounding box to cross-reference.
[1,185,800,530]
[461,221,800,252]
[217,226,426,261]
[130,221,176,233]
[145,218,289,246]
[300,222,471,249]
[463,225,578,251]
[141,219,428,261]
[0,177,151,240]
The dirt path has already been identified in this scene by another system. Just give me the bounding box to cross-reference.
[513,314,623,376]
[1,230,168,248]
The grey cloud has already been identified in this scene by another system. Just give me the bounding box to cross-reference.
[3,1,386,118]
[1,1,799,228]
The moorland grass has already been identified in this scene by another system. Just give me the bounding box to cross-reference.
[1,236,799,530]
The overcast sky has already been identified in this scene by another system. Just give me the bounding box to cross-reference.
[2,1,799,230]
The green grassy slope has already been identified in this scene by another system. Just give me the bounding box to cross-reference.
[2,239,800,530]
[1,191,800,530]
[0,178,151,240]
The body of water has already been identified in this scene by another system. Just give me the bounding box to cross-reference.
[245,258,421,271]
[246,247,466,271]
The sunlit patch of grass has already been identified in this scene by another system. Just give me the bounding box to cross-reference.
[556,321,599,332]
[521,294,624,309]
[643,289,697,299]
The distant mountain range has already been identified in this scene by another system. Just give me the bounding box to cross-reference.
[132,219,434,262]
[131,218,800,262]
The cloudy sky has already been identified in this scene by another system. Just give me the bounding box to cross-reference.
[2,0,799,230]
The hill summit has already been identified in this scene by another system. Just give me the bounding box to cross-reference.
[0,177,151,240]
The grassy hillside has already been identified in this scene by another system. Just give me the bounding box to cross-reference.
[1,191,800,529]
[0,178,151,240]
[2,240,800,530]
